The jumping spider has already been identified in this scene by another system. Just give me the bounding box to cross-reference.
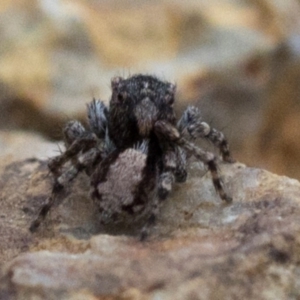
[30,74,234,239]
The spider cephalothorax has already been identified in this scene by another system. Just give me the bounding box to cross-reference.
[30,74,234,240]
[109,75,176,149]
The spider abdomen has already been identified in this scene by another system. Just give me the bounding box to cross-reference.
[92,148,158,226]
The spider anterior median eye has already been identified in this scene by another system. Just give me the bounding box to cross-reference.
[165,94,174,106]
[118,94,123,102]
[116,91,127,103]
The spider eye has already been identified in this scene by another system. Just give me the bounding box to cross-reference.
[118,94,123,102]
[116,91,127,104]
[165,94,174,106]
[111,76,123,91]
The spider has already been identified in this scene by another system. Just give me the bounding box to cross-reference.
[30,74,234,240]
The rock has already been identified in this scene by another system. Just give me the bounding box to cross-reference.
[0,131,64,269]
[2,1,300,298]
[0,132,300,299]
[0,130,62,161]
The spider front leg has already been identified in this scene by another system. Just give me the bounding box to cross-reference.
[141,151,185,240]
[158,145,187,200]
[177,106,234,163]
[155,121,232,203]
[30,121,98,232]
[140,202,159,241]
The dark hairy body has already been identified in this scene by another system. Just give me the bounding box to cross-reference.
[30,74,234,240]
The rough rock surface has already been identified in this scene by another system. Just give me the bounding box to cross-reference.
[0,131,62,161]
[1,132,300,299]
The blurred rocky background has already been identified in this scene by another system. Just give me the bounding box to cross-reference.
[0,0,300,179]
[2,1,300,299]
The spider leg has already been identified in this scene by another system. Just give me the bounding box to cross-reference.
[155,120,232,203]
[140,203,159,241]
[157,145,187,200]
[174,145,187,183]
[87,99,108,139]
[141,144,186,240]
[157,148,176,200]
[139,146,184,241]
[30,148,100,232]
[30,120,98,232]
[90,150,121,200]
[48,133,97,176]
[29,181,63,232]
[177,106,234,163]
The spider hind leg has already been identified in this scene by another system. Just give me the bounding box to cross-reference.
[30,120,99,232]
